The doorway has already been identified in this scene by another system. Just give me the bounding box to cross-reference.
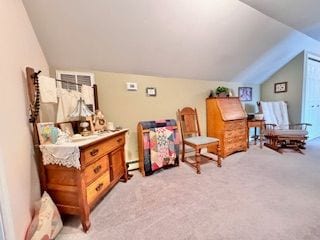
[303,53,320,139]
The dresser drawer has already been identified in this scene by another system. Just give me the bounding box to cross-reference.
[86,172,110,205]
[224,120,246,131]
[102,135,125,154]
[83,144,104,165]
[84,156,109,185]
[83,135,125,166]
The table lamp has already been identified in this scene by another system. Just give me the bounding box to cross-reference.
[69,97,94,136]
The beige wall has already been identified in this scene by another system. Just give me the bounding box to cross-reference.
[94,71,260,162]
[0,0,48,239]
[261,52,304,123]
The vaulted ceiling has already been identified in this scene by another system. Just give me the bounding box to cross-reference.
[240,0,320,42]
[22,0,320,84]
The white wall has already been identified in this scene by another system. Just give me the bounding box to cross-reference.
[261,52,304,123]
[0,0,48,239]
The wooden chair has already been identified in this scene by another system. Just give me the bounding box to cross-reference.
[258,101,311,153]
[177,107,221,174]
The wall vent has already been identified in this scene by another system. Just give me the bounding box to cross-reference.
[56,70,95,92]
[56,70,96,111]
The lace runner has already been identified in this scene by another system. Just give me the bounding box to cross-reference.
[40,144,80,169]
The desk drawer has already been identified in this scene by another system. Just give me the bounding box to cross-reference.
[84,156,108,185]
[224,129,246,139]
[224,120,246,131]
[86,172,110,205]
[224,142,247,156]
[224,137,247,147]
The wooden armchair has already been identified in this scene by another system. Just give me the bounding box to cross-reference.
[259,101,311,153]
[177,107,221,174]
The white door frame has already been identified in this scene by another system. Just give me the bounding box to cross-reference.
[302,51,320,139]
[301,50,308,123]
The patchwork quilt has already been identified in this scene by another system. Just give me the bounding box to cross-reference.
[140,119,180,175]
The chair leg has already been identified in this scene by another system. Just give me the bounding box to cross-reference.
[195,150,201,174]
[181,144,185,162]
[217,143,222,167]
[264,138,282,153]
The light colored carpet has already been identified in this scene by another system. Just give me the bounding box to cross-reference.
[57,139,320,240]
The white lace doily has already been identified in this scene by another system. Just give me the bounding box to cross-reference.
[40,144,80,169]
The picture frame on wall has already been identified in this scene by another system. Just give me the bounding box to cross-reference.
[274,82,287,93]
[146,87,157,97]
[238,87,252,101]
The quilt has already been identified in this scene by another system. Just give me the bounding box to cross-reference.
[140,119,180,175]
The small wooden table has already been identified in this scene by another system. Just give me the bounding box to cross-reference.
[247,119,265,148]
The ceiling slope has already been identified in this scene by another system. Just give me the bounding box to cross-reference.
[22,0,320,84]
[240,0,320,42]
[232,31,320,84]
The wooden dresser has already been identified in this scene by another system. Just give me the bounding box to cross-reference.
[42,130,128,232]
[206,97,247,157]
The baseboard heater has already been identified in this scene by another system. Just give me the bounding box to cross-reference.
[127,159,139,171]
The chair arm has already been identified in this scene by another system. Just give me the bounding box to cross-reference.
[290,123,312,126]
[289,123,312,130]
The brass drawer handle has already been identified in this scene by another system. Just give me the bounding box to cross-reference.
[90,148,99,156]
[93,165,102,174]
[95,183,103,192]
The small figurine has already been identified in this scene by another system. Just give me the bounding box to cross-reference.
[93,110,107,132]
